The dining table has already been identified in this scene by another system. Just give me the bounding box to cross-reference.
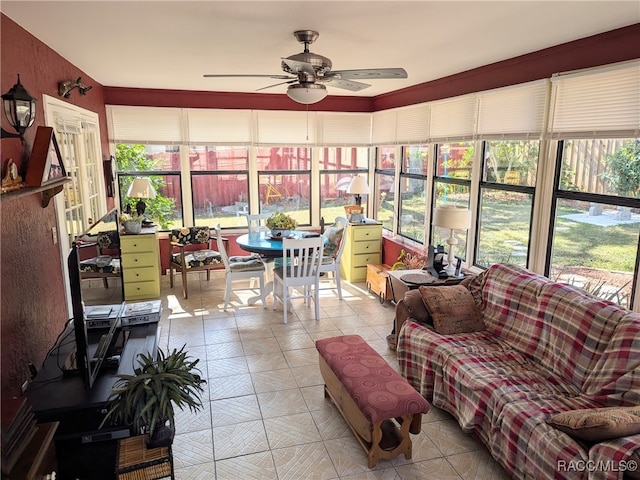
[236,230,324,257]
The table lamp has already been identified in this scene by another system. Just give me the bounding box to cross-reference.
[432,205,472,277]
[126,177,156,216]
[347,175,370,207]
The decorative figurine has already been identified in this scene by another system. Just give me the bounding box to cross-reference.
[1,159,24,193]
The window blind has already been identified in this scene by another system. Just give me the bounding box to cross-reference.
[372,110,397,144]
[549,60,640,139]
[317,112,371,146]
[429,94,477,141]
[108,106,183,144]
[395,103,430,144]
[476,80,548,138]
[254,110,317,145]
[186,108,253,145]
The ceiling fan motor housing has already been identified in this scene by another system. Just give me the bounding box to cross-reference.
[281,52,332,78]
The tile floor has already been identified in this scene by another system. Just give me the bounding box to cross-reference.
[87,272,511,480]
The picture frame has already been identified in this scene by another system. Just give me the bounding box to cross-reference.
[25,126,67,187]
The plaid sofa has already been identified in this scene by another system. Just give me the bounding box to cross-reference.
[397,263,640,480]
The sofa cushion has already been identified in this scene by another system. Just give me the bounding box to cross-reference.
[547,406,640,442]
[418,285,484,334]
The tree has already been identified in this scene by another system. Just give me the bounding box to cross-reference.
[602,140,640,198]
[115,144,176,229]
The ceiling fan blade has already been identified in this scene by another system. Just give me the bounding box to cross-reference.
[203,74,294,80]
[280,58,316,78]
[328,68,408,80]
[255,79,297,92]
[322,78,371,92]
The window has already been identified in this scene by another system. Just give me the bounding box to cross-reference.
[398,145,430,243]
[318,147,368,224]
[475,140,539,267]
[257,147,311,226]
[190,146,249,228]
[548,138,639,308]
[432,142,473,257]
[375,146,397,231]
[116,144,182,229]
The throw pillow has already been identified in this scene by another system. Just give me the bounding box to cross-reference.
[323,225,344,257]
[418,285,484,335]
[547,406,640,442]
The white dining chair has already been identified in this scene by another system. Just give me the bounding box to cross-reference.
[215,225,267,311]
[272,236,324,324]
[319,216,348,299]
[246,213,270,233]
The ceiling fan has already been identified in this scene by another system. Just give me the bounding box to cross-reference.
[203,30,408,104]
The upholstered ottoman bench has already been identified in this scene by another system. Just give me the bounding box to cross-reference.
[316,334,430,467]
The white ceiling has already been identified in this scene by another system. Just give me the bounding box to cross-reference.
[2,1,639,98]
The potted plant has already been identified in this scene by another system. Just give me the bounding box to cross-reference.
[119,211,145,234]
[266,212,297,238]
[100,345,206,448]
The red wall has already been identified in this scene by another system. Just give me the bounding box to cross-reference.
[0,15,110,397]
[1,12,638,398]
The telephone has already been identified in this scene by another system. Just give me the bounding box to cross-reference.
[423,244,448,279]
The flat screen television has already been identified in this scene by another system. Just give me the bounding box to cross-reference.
[67,209,123,389]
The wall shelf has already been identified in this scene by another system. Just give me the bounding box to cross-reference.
[0,177,70,207]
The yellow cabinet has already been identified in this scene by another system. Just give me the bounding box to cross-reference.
[340,222,382,282]
[120,229,160,301]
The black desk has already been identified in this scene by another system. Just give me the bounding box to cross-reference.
[387,269,468,304]
[24,322,159,480]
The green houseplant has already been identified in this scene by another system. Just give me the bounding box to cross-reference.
[266,212,297,237]
[101,345,206,447]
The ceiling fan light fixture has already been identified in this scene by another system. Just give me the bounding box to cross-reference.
[286,83,327,104]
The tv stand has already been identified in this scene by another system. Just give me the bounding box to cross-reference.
[24,322,159,480]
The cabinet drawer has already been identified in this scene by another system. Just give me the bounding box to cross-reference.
[351,239,381,255]
[352,253,381,268]
[351,226,382,242]
[123,266,158,283]
[124,280,159,299]
[120,236,156,254]
[121,251,157,269]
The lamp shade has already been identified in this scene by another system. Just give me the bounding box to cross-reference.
[126,177,157,199]
[432,205,471,230]
[286,83,328,104]
[347,175,370,195]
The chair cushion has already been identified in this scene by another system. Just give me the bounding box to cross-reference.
[323,225,344,257]
[97,230,120,249]
[80,257,121,274]
[170,227,211,245]
[172,250,222,268]
[418,285,484,335]
[273,265,318,279]
[229,256,265,272]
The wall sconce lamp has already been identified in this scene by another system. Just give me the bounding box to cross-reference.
[126,177,156,216]
[1,74,37,141]
[346,175,370,207]
[432,205,472,277]
[58,77,93,98]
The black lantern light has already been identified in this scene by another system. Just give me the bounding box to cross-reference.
[1,74,37,141]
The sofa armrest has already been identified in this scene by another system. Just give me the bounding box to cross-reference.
[393,289,432,348]
[589,434,640,480]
